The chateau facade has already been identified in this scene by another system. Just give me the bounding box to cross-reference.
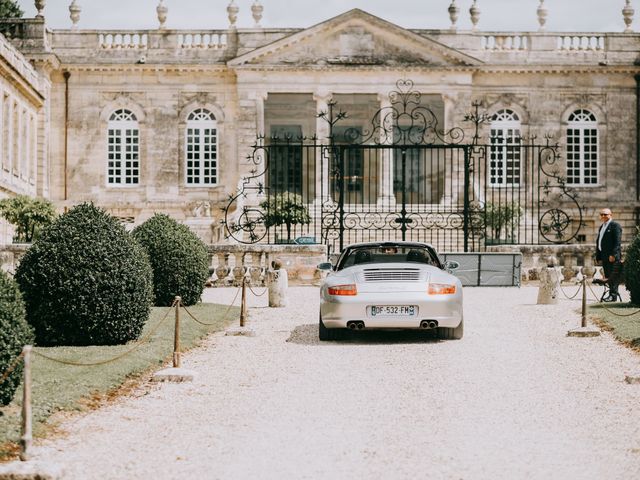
[1,2,639,250]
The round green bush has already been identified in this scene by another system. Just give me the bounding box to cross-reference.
[15,203,154,346]
[624,229,640,305]
[0,270,35,406]
[133,214,209,306]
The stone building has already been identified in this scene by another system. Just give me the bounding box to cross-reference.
[1,1,639,253]
[0,27,48,242]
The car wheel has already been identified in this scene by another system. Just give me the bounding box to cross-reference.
[438,318,464,340]
[319,315,333,341]
[319,315,345,341]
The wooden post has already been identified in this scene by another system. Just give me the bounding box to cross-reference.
[240,278,247,327]
[20,345,32,461]
[173,296,181,368]
[581,275,587,328]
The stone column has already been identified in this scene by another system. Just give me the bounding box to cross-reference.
[537,256,560,304]
[314,90,333,205]
[268,260,288,307]
[377,92,395,206]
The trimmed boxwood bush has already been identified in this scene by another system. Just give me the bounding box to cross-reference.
[15,203,153,346]
[624,229,640,305]
[0,270,35,406]
[133,214,209,306]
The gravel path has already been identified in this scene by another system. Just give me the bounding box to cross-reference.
[30,286,640,479]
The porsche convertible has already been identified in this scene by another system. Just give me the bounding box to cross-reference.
[317,241,463,341]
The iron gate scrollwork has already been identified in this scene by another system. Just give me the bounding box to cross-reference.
[223,79,584,253]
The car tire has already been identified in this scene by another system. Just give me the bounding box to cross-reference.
[319,315,344,341]
[438,318,464,340]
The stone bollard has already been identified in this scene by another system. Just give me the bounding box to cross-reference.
[268,259,288,307]
[537,256,560,305]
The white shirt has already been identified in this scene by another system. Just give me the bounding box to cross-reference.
[598,219,611,251]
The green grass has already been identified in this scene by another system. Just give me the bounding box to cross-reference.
[589,302,640,349]
[0,302,238,460]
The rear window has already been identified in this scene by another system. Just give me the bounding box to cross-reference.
[339,245,439,270]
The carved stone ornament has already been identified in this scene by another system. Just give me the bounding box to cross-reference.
[469,0,480,31]
[157,0,168,30]
[537,0,548,31]
[227,0,239,29]
[34,0,46,18]
[448,1,460,30]
[251,1,264,28]
[69,1,81,30]
[623,0,635,33]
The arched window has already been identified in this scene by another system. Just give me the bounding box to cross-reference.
[185,108,217,185]
[567,109,598,185]
[107,109,139,185]
[490,109,521,186]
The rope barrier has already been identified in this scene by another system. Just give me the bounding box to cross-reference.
[0,350,26,386]
[182,286,242,326]
[558,281,583,300]
[32,300,177,367]
[586,282,640,317]
[247,284,268,297]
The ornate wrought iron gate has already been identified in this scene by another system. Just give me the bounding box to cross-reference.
[224,80,583,253]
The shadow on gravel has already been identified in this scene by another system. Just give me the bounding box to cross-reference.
[287,324,441,345]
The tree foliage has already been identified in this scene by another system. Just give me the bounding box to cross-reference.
[0,0,23,19]
[15,203,154,346]
[624,228,640,306]
[133,214,209,306]
[0,270,34,406]
[0,195,57,243]
[260,192,311,241]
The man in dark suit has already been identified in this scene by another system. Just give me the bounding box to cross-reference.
[595,208,622,302]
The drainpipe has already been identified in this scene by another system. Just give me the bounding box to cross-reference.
[636,74,640,201]
[63,71,70,201]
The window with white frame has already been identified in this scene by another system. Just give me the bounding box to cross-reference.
[185,109,217,185]
[107,109,139,185]
[566,109,598,185]
[490,109,521,186]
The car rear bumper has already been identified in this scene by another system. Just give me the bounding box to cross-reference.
[320,291,463,329]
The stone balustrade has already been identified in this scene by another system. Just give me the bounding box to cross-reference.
[178,32,228,49]
[556,35,605,51]
[481,34,529,51]
[206,244,327,287]
[485,244,609,283]
[0,243,328,287]
[98,32,149,49]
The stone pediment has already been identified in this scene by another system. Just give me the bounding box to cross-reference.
[228,9,481,68]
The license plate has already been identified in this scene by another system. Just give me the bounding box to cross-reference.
[370,305,417,317]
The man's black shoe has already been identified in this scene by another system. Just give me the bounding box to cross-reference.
[602,295,617,303]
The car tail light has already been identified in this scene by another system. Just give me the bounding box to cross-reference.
[328,284,358,296]
[428,283,456,295]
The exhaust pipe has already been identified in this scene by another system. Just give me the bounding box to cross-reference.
[420,320,439,329]
[348,321,365,330]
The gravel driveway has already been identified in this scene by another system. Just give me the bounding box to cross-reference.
[29,286,640,479]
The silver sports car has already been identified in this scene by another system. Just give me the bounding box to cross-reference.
[317,241,463,341]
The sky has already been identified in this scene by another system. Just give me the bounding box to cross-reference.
[15,0,629,32]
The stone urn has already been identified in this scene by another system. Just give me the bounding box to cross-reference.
[157,0,168,29]
[35,0,46,18]
[448,1,459,30]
